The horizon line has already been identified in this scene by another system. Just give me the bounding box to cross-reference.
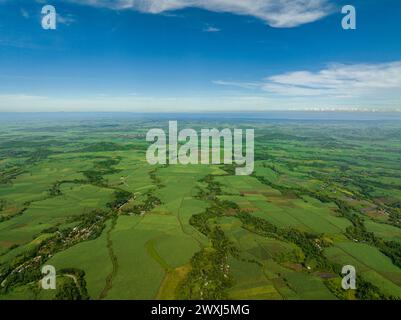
[1,110,401,114]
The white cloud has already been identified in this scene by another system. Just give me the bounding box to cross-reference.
[1,91,400,112]
[0,94,278,112]
[215,62,401,100]
[212,80,260,89]
[68,0,334,28]
[203,25,220,32]
[58,13,76,26]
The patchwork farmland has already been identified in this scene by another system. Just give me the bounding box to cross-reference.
[1,114,401,300]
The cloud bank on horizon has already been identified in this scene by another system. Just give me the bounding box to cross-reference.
[68,0,334,28]
[4,61,401,112]
[215,62,401,99]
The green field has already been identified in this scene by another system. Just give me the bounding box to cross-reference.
[1,114,401,300]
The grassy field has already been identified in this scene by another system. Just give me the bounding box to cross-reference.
[1,114,401,300]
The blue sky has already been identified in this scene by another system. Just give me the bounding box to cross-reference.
[0,0,401,112]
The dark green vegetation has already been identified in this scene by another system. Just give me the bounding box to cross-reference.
[1,113,401,300]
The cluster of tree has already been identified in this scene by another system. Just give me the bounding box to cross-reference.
[355,278,396,300]
[48,182,62,196]
[149,169,164,188]
[68,209,110,241]
[190,207,218,236]
[380,241,401,269]
[0,206,25,223]
[0,166,26,185]
[55,268,89,300]
[190,199,239,236]
[94,158,121,169]
[179,177,245,299]
[55,279,82,300]
[220,164,236,175]
[196,175,222,201]
[238,210,331,271]
[70,209,108,226]
[26,148,55,164]
[82,170,107,186]
[387,205,401,227]
[178,227,235,300]
[79,142,133,152]
[130,191,161,215]
[0,255,43,293]
[81,157,122,187]
[237,211,277,237]
[107,190,133,210]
